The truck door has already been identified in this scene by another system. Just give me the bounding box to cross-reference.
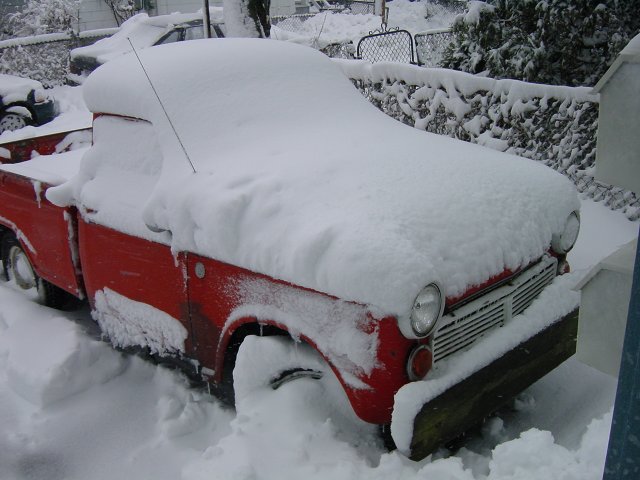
[74,115,193,356]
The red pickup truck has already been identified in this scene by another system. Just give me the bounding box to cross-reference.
[0,39,581,459]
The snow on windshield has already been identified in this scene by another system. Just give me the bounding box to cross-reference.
[48,39,579,315]
[71,10,225,64]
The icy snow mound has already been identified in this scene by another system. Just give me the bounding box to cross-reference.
[0,311,124,406]
[49,39,579,315]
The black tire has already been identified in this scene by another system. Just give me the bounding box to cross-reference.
[1,234,74,309]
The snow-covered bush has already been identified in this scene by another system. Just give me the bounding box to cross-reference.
[0,0,81,87]
[338,60,639,219]
[7,0,80,37]
[441,0,640,87]
[0,38,71,88]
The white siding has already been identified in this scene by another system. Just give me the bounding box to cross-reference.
[78,0,118,31]
[595,61,640,195]
[154,0,222,15]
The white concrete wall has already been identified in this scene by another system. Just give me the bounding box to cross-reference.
[78,0,119,31]
[577,239,636,377]
[596,62,640,195]
[271,0,296,16]
[154,0,223,15]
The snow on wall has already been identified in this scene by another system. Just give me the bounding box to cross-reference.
[93,288,188,356]
[336,59,640,220]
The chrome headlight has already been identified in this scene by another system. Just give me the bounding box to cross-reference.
[552,211,580,254]
[399,283,445,339]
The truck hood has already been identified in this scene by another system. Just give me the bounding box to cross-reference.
[49,39,580,316]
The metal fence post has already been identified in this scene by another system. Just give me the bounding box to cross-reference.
[603,227,640,480]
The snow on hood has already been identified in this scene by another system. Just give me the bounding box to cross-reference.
[0,73,42,103]
[49,39,579,316]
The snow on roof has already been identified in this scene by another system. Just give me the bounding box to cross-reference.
[49,39,579,315]
[70,9,223,64]
[593,32,640,93]
[0,73,42,104]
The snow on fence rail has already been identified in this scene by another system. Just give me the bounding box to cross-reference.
[337,59,639,220]
[0,28,118,88]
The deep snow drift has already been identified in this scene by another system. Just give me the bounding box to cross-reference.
[0,195,634,480]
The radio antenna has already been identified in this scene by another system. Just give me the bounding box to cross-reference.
[127,38,197,174]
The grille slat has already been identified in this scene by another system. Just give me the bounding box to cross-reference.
[512,266,556,315]
[435,308,504,350]
[435,304,504,343]
[432,257,557,364]
[434,318,504,362]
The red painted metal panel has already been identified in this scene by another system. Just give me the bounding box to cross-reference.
[0,171,82,296]
[186,252,417,424]
[0,128,92,164]
[77,219,191,347]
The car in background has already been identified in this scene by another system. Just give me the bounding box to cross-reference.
[68,10,225,85]
[0,74,58,134]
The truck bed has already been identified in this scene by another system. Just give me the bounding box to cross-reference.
[0,149,86,297]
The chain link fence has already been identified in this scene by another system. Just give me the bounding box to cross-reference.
[356,29,414,64]
[271,14,317,31]
[415,28,453,67]
[342,0,375,15]
[0,29,116,87]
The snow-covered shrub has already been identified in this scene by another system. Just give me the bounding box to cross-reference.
[441,0,640,87]
[0,0,81,87]
[339,60,639,219]
[7,0,80,37]
[0,39,72,88]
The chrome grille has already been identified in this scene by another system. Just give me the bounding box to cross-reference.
[433,256,557,364]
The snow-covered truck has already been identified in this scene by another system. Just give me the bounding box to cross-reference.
[0,39,581,459]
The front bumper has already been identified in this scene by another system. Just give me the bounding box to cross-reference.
[398,307,578,460]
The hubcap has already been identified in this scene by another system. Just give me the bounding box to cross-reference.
[0,113,27,133]
[8,246,37,290]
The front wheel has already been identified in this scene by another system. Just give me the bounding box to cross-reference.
[231,334,377,444]
[1,235,73,309]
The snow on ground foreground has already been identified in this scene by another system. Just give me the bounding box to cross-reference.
[0,196,634,480]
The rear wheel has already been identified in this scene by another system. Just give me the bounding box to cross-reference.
[1,235,72,309]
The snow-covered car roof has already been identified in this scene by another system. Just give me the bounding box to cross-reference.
[70,9,224,65]
[0,74,43,104]
[50,39,579,316]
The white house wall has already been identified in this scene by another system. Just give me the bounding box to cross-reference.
[79,0,120,31]
[77,0,224,32]
[595,61,640,194]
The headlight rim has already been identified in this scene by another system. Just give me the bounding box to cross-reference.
[552,210,580,255]
[398,282,445,340]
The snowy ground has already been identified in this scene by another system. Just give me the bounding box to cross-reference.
[0,82,639,479]
[0,195,635,480]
